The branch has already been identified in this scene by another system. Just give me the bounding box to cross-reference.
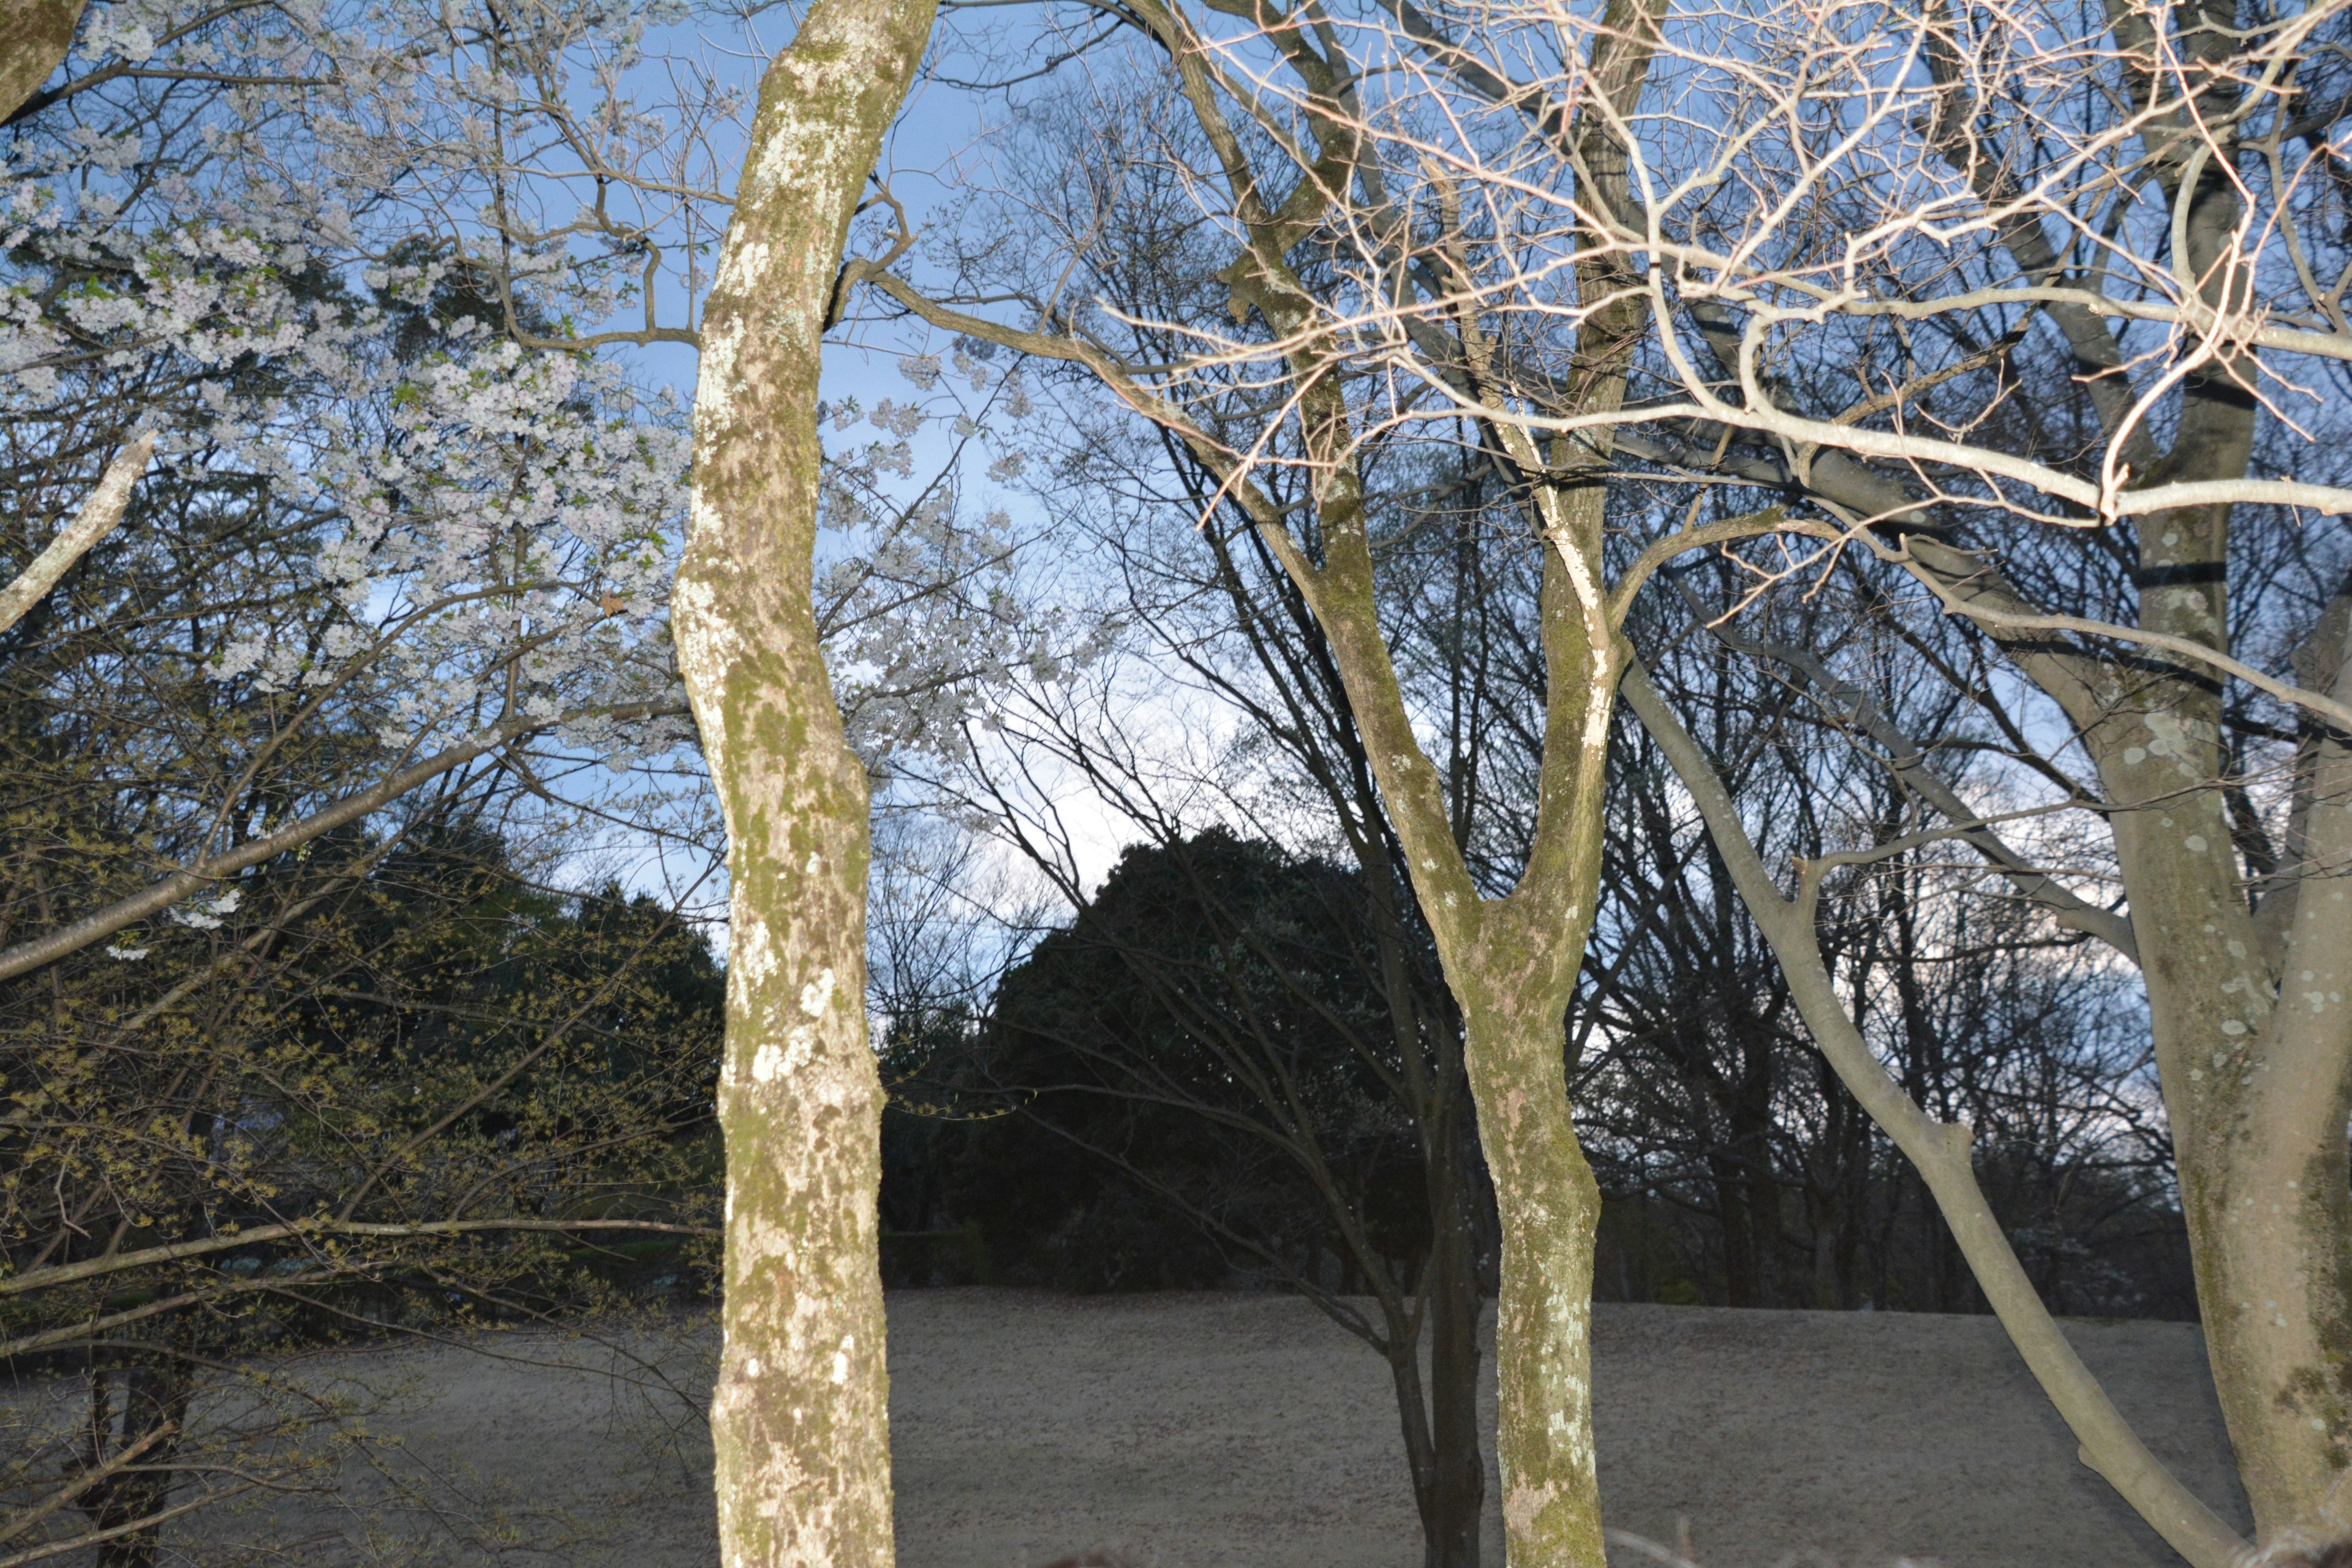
[1,1,282,128]
[1673,581,2139,962]
[1619,657,2244,1568]
[1604,507,1810,627]
[0,432,154,635]
[0,1420,177,1550]
[1878,535,2352,734]
[335,904,700,1220]
[0,1487,241,1568]
[1422,372,2352,525]
[0,1218,714,1300]
[0,699,685,982]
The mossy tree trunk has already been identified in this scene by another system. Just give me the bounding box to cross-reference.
[1906,15,2352,1537]
[1646,4,2352,1531]
[1883,192,2352,1545]
[0,0,85,124]
[671,1,934,1563]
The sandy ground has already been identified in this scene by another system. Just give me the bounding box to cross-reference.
[38,1290,2253,1568]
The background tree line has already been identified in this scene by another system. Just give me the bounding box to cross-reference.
[875,790,2188,1325]
[871,437,2187,1325]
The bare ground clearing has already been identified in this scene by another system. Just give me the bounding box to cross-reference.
[29,1290,2248,1567]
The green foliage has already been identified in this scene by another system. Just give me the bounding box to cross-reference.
[883,829,1436,1294]
[0,428,721,1557]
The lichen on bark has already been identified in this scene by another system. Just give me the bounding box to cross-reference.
[670,1,937,1562]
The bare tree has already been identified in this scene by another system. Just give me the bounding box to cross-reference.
[1185,0,2352,1545]
[1582,576,2185,1319]
[908,656,1497,1566]
[913,390,1533,1566]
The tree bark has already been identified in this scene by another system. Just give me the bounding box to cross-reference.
[1283,443,1615,1566]
[1902,22,2352,1529]
[1460,995,1606,1562]
[2180,585,2352,1539]
[1890,514,2352,1539]
[0,0,81,124]
[672,1,934,1562]
[1420,1106,1487,1568]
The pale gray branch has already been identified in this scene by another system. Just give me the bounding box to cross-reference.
[0,432,154,635]
[1621,657,2244,1568]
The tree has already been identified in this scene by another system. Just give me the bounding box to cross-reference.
[1,802,727,1564]
[0,1,1109,1559]
[1126,0,2352,1546]
[886,390,1547,1561]
[0,0,694,978]
[859,0,1837,1548]
[0,5,1072,1556]
[1581,579,2187,1319]
[668,0,937,1561]
[897,828,1491,1567]
[1592,2,2352,1546]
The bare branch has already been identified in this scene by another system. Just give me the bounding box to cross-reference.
[0,699,685,982]
[0,432,154,636]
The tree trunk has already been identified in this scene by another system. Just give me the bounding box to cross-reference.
[1882,44,2352,1527]
[861,2,1652,1549]
[1457,994,1605,1567]
[1713,1142,1758,1308]
[1894,513,2352,1539]
[2157,595,2352,1537]
[81,1348,192,1568]
[1902,498,2352,1539]
[0,0,81,125]
[672,1,934,1562]
[1421,1102,1488,1568]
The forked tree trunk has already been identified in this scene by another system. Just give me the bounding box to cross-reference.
[671,1,934,1562]
[1275,458,1615,1565]
[1906,29,2352,1534]
[861,0,1654,1548]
